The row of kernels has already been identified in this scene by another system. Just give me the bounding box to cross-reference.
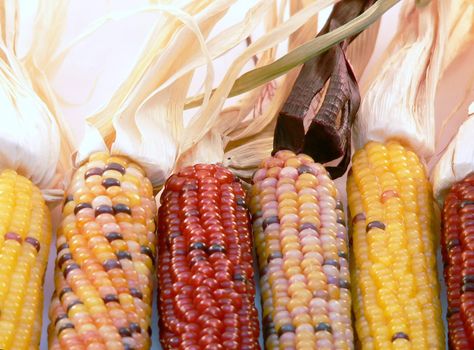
[12,259,43,349]
[0,180,33,308]
[390,143,442,347]
[350,147,391,349]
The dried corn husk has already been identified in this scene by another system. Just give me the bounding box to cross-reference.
[441,0,474,72]
[0,1,73,198]
[431,1,474,163]
[71,0,253,183]
[346,18,380,79]
[37,0,398,190]
[218,0,320,150]
[223,122,275,179]
[354,0,451,157]
[432,102,474,204]
[273,0,379,179]
[131,1,396,180]
[0,43,60,189]
[184,0,400,109]
[70,0,339,188]
[22,0,76,189]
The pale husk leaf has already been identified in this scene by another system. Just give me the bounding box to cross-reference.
[84,0,235,143]
[0,43,60,189]
[177,0,340,168]
[184,0,400,110]
[289,0,318,49]
[22,0,76,194]
[431,47,474,171]
[224,136,273,179]
[224,0,319,146]
[346,18,380,79]
[77,0,334,183]
[0,0,71,196]
[75,124,108,166]
[216,3,318,144]
[223,122,275,179]
[111,73,195,188]
[354,0,448,157]
[176,0,324,172]
[441,0,474,73]
[432,102,474,204]
[224,3,319,143]
[71,0,277,187]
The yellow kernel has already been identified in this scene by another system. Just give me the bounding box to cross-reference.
[107,156,128,167]
[285,157,302,168]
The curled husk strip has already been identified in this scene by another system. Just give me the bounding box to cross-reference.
[57,0,339,187]
[273,0,375,178]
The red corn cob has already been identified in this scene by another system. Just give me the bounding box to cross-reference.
[442,173,474,350]
[157,164,260,350]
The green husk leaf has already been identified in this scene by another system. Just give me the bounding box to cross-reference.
[184,0,400,109]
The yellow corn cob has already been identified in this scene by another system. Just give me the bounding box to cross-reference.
[48,152,157,350]
[0,169,52,350]
[249,150,353,350]
[347,140,444,349]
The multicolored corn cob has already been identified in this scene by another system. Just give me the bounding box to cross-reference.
[157,164,260,350]
[0,169,51,350]
[347,140,445,349]
[248,150,353,350]
[48,152,157,350]
[442,173,474,349]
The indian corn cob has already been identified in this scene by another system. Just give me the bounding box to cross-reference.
[442,173,474,349]
[157,163,260,349]
[249,150,353,349]
[347,140,444,349]
[0,169,51,350]
[48,152,157,350]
